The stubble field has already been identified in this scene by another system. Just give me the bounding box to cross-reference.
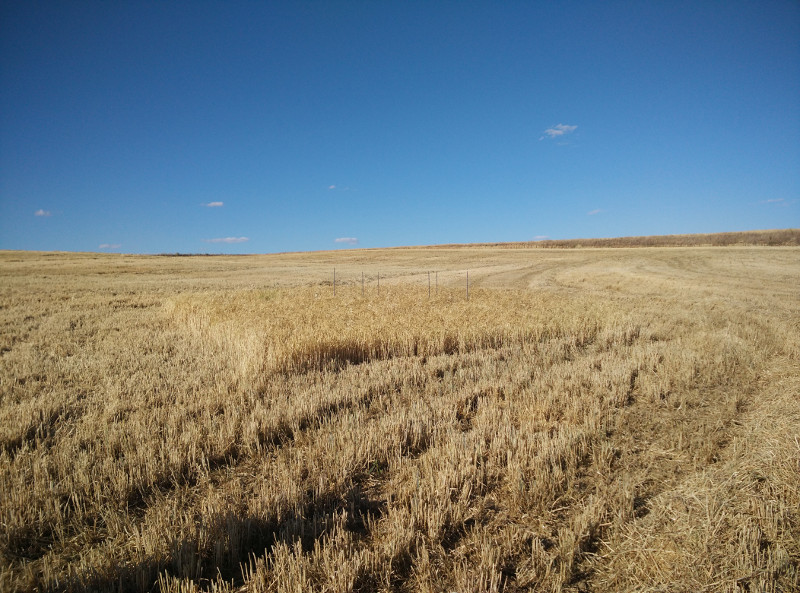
[1,242,798,592]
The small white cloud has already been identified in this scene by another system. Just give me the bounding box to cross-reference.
[328,185,336,190]
[541,124,578,140]
[532,235,549,241]
[334,237,358,245]
[205,201,224,207]
[760,198,785,204]
[204,237,249,244]
[587,209,602,216]
[99,243,122,249]
[34,209,51,217]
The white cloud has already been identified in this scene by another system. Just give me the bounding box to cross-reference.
[204,237,250,244]
[587,209,602,215]
[760,198,785,204]
[34,209,51,217]
[334,237,358,245]
[328,185,337,190]
[205,201,224,207]
[541,124,578,139]
[532,235,549,241]
[99,243,122,249]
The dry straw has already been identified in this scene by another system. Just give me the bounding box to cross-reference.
[0,243,798,592]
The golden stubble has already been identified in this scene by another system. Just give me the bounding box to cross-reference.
[0,245,798,592]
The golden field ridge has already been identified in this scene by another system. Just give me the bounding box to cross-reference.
[0,244,798,592]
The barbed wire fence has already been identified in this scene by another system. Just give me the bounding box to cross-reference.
[324,268,471,300]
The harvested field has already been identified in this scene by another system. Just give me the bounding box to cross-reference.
[1,243,798,592]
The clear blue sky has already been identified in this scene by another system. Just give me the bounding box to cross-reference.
[1,1,798,254]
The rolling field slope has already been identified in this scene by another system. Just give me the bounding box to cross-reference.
[1,243,798,592]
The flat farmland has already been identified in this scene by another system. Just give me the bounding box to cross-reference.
[1,244,798,592]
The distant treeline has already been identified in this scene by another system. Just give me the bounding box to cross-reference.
[433,229,800,249]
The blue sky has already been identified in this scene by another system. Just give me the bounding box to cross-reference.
[1,1,798,254]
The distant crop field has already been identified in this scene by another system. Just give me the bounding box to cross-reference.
[1,243,798,592]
